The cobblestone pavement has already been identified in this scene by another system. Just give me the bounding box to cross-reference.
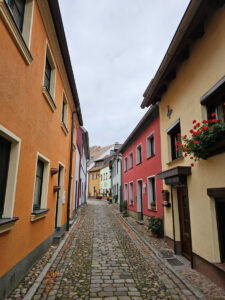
[122,212,225,299]
[7,200,225,299]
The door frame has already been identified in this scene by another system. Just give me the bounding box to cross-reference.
[137,179,143,221]
[177,185,192,261]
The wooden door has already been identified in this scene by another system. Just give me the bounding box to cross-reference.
[215,198,225,263]
[178,187,192,260]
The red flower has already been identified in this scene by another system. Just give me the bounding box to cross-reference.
[202,120,208,124]
[211,119,218,123]
[191,163,194,167]
[194,141,199,144]
[190,129,193,133]
[177,133,181,136]
[190,156,193,159]
[184,153,187,157]
[175,141,180,146]
[196,130,201,134]
[194,125,197,129]
[196,122,200,127]
[211,112,216,117]
[193,120,196,124]
[184,147,188,151]
[183,135,187,139]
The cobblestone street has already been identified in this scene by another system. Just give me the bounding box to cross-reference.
[8,200,225,300]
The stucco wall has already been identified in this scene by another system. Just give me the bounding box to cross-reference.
[159,6,225,263]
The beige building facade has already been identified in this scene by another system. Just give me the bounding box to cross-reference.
[141,1,225,288]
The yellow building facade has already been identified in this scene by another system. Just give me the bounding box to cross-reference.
[88,168,100,197]
[142,1,225,288]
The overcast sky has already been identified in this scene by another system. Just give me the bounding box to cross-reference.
[58,0,190,147]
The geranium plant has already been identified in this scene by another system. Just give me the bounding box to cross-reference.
[176,112,225,166]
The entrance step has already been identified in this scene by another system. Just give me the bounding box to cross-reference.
[53,230,65,245]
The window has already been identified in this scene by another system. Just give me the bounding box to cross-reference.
[61,93,68,135]
[129,182,133,205]
[147,177,156,209]
[124,157,127,172]
[167,120,182,161]
[42,44,56,111]
[201,76,225,122]
[0,136,11,218]
[124,184,128,201]
[129,152,133,169]
[147,134,155,158]
[44,57,51,92]
[33,160,44,210]
[117,159,119,174]
[95,173,98,179]
[32,153,50,214]
[136,144,142,164]
[92,173,94,180]
[6,0,25,32]
[101,175,102,181]
[0,124,21,231]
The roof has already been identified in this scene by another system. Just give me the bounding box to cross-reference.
[87,144,113,167]
[141,0,225,108]
[48,0,83,125]
[89,166,101,172]
[119,104,159,154]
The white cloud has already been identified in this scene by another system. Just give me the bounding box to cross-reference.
[59,0,190,146]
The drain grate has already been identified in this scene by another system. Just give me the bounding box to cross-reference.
[158,250,174,258]
[166,258,184,266]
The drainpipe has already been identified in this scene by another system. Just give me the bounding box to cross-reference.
[119,154,123,212]
[66,110,76,231]
[170,185,177,254]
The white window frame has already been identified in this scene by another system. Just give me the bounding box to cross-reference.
[147,176,156,210]
[61,92,69,135]
[42,42,56,112]
[0,125,21,222]
[1,0,34,64]
[124,183,128,201]
[129,152,133,169]
[136,144,142,165]
[124,157,127,172]
[146,133,155,158]
[129,181,134,206]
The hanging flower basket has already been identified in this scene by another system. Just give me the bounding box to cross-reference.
[176,113,225,166]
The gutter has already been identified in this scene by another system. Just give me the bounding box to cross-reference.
[66,111,75,231]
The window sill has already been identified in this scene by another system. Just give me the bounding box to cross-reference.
[148,208,157,212]
[0,2,33,65]
[167,156,184,166]
[61,121,69,135]
[129,167,133,170]
[30,209,49,222]
[147,154,155,160]
[136,162,142,166]
[0,217,19,234]
[42,86,56,112]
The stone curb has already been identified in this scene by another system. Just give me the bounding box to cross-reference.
[23,210,86,300]
[115,211,206,300]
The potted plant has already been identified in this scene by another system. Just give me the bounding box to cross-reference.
[123,200,128,217]
[150,202,156,211]
[113,194,118,203]
[148,216,163,238]
[176,113,225,166]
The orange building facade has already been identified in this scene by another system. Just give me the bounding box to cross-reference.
[0,0,85,298]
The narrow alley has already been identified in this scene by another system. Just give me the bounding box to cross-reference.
[7,200,225,300]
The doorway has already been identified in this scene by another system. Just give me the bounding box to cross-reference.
[137,180,143,221]
[177,187,192,260]
[215,198,225,263]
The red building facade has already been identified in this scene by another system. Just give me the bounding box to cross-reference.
[120,105,163,223]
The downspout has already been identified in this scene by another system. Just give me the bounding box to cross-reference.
[119,154,123,212]
[66,110,76,231]
[170,185,177,254]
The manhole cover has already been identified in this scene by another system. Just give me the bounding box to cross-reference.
[166,258,184,266]
[158,250,174,258]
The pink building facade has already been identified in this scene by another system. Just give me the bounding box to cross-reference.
[120,105,163,223]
